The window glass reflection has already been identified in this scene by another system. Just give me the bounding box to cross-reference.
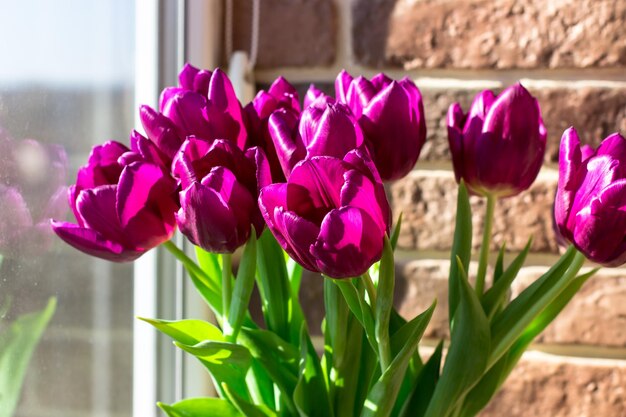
[0,1,135,416]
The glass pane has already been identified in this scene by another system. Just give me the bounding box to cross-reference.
[0,1,135,416]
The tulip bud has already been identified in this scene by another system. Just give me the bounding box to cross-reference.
[335,70,426,181]
[555,128,626,266]
[259,149,390,278]
[447,83,547,198]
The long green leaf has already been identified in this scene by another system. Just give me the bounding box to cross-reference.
[481,239,531,319]
[176,341,253,402]
[399,341,443,417]
[489,248,584,365]
[139,318,224,344]
[195,246,222,291]
[293,325,334,417]
[334,279,378,352]
[0,298,56,417]
[223,383,277,417]
[449,182,472,326]
[460,268,597,417]
[375,236,395,370]
[424,258,490,417]
[158,397,242,417]
[390,212,403,251]
[360,302,435,417]
[229,231,257,341]
[238,327,299,407]
[256,230,291,342]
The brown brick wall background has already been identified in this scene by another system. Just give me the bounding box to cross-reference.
[233,0,626,415]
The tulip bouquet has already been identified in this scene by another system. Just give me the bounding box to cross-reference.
[50,63,624,417]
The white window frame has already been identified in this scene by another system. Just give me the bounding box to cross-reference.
[133,1,222,416]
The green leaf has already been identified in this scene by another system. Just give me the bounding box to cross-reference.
[424,258,490,417]
[481,239,531,319]
[492,244,506,285]
[294,324,334,417]
[390,212,403,251]
[449,181,472,326]
[139,318,224,344]
[375,236,395,370]
[331,314,366,417]
[187,268,223,315]
[489,248,584,365]
[229,231,257,341]
[158,397,242,417]
[176,340,253,401]
[287,257,304,295]
[223,383,277,417]
[238,327,299,407]
[460,268,597,417]
[0,298,56,417]
[360,301,435,417]
[333,279,377,352]
[399,341,443,417]
[256,230,292,342]
[195,246,222,291]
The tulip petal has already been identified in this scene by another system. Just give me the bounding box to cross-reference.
[306,102,364,159]
[161,90,212,140]
[268,109,306,178]
[573,179,626,265]
[335,70,354,104]
[567,154,620,234]
[117,162,177,249]
[51,220,143,262]
[555,127,585,236]
[340,169,389,233]
[304,84,325,109]
[176,182,243,253]
[312,207,384,278]
[76,184,127,244]
[361,81,423,181]
[139,105,184,159]
[76,141,128,191]
[272,207,320,272]
[287,157,345,224]
[208,69,247,149]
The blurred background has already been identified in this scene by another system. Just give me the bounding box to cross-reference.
[0,0,624,416]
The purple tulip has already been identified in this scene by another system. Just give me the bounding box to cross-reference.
[0,133,68,258]
[138,64,248,170]
[244,77,301,182]
[259,149,391,278]
[303,84,326,109]
[555,128,626,266]
[52,141,178,262]
[172,137,271,253]
[335,70,426,181]
[268,96,365,179]
[447,83,547,198]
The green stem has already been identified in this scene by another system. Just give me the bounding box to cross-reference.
[475,194,496,296]
[363,272,377,310]
[162,240,210,283]
[222,253,233,335]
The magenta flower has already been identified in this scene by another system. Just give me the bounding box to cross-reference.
[52,141,178,262]
[555,128,626,266]
[0,133,68,258]
[137,64,247,169]
[303,84,326,109]
[172,137,271,253]
[259,149,390,278]
[244,77,301,182]
[335,70,426,181]
[268,96,365,179]
[447,83,547,198]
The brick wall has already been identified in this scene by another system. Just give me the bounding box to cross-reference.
[233,0,626,415]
